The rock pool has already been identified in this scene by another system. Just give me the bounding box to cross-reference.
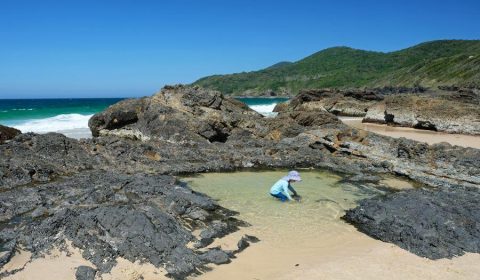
[184,169,378,249]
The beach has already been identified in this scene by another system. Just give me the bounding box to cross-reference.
[340,117,480,149]
[5,170,479,280]
[1,2,479,279]
[1,91,479,280]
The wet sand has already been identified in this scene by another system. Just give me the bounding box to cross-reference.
[340,117,480,149]
[186,171,480,280]
[3,170,479,279]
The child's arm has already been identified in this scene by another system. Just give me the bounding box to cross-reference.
[282,182,293,201]
[288,184,298,196]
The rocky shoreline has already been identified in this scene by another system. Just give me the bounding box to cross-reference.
[1,85,479,279]
[343,185,480,259]
[274,87,480,135]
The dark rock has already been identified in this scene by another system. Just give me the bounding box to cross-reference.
[196,221,233,248]
[236,235,260,253]
[89,85,260,143]
[199,248,231,265]
[237,238,249,251]
[0,239,16,267]
[31,207,48,218]
[343,186,480,259]
[0,125,21,144]
[0,171,243,278]
[1,85,479,278]
[0,133,96,190]
[89,98,145,137]
[75,266,97,280]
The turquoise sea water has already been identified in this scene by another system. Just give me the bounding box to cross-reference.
[0,98,124,124]
[0,97,288,137]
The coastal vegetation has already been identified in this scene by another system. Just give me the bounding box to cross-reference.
[194,40,480,95]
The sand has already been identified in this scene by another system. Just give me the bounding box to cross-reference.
[2,241,95,280]
[340,117,480,149]
[187,171,480,280]
[380,177,415,190]
[1,242,169,280]
[196,229,480,280]
[3,170,479,280]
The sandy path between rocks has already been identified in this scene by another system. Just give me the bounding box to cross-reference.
[340,117,480,149]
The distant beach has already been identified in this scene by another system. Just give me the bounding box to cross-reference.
[340,117,480,149]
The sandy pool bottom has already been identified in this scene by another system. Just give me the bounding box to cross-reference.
[184,170,480,280]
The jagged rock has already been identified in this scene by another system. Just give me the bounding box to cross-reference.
[236,235,260,253]
[0,239,16,267]
[363,91,480,135]
[343,186,480,259]
[0,171,243,278]
[274,88,384,117]
[276,87,480,135]
[89,85,260,143]
[88,98,145,137]
[0,133,96,190]
[0,125,21,144]
[84,86,479,189]
[75,266,96,280]
[1,85,480,279]
[199,248,231,265]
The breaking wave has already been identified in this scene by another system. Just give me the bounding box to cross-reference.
[249,103,278,116]
[12,113,93,133]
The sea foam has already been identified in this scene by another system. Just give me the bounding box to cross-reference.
[249,103,278,116]
[13,113,93,133]
[8,102,278,136]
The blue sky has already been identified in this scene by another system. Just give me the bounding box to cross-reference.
[0,0,479,98]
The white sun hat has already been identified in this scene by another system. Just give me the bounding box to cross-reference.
[282,170,302,182]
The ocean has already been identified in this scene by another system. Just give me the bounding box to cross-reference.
[0,97,288,139]
[236,97,289,115]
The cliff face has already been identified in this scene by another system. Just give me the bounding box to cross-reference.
[1,85,480,279]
